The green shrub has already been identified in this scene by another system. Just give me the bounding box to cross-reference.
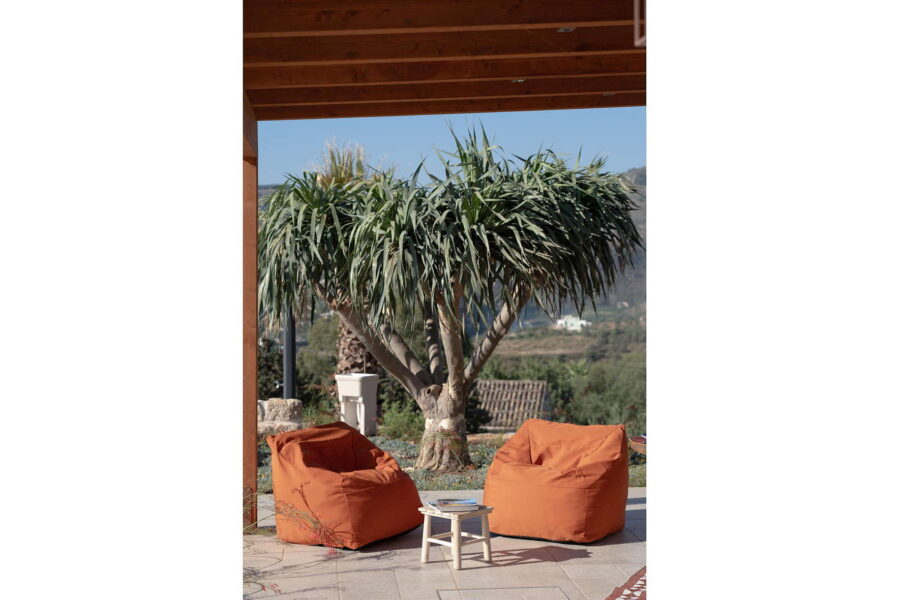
[256,435,273,494]
[256,337,336,408]
[378,401,425,441]
[303,402,338,426]
[368,436,418,468]
[467,440,498,469]
[570,350,645,435]
[377,373,411,412]
[256,339,283,400]
[409,468,488,491]
[585,321,646,361]
[306,315,340,353]
[629,464,646,487]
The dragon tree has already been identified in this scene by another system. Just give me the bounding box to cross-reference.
[258,130,642,470]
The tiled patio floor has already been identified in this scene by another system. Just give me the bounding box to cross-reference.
[244,488,646,600]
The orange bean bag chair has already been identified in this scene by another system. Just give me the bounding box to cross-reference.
[482,419,629,543]
[267,421,423,549]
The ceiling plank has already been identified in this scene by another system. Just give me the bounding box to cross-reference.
[245,0,635,38]
[244,54,644,89]
[253,92,645,121]
[247,75,645,107]
[245,26,638,67]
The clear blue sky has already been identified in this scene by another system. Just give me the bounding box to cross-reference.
[258,107,645,185]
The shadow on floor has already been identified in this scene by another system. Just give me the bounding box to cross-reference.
[460,545,591,570]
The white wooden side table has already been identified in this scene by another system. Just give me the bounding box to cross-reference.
[418,505,493,570]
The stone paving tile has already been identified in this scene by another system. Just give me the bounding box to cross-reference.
[256,495,277,528]
[440,544,584,599]
[244,571,339,600]
[446,536,558,567]
[395,561,459,600]
[559,563,632,600]
[624,520,646,541]
[243,534,285,555]
[599,538,645,566]
[439,587,570,599]
[246,489,646,600]
[338,568,403,600]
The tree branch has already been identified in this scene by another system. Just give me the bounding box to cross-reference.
[379,324,432,386]
[336,309,424,398]
[316,285,425,399]
[423,303,444,385]
[463,286,532,393]
[436,292,465,396]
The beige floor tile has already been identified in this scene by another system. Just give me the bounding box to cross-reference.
[447,554,573,591]
[243,533,285,554]
[449,587,571,600]
[338,568,403,600]
[603,541,646,567]
[561,563,632,600]
[337,548,415,570]
[574,580,626,600]
[402,586,457,600]
[559,562,628,581]
[396,561,459,599]
[589,528,640,546]
[244,571,340,600]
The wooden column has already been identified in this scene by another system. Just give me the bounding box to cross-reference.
[243,93,259,528]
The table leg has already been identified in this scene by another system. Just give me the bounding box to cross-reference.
[480,514,492,562]
[451,517,462,570]
[420,514,431,563]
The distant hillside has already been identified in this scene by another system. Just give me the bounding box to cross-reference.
[622,166,646,187]
[606,166,646,307]
[258,184,278,200]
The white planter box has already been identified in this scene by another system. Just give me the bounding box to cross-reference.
[335,373,379,435]
[334,373,379,397]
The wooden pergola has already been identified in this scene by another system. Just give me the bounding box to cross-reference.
[243,0,646,525]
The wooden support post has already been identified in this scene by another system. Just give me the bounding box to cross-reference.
[243,92,259,529]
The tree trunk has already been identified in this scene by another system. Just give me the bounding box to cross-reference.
[414,386,472,470]
[335,321,378,374]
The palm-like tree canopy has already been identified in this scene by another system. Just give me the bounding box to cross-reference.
[259,130,642,340]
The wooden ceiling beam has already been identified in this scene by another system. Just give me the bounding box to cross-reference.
[247,75,645,107]
[244,54,644,89]
[245,26,638,67]
[253,92,646,121]
[245,0,636,38]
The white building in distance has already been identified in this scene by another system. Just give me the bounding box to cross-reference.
[555,314,590,332]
